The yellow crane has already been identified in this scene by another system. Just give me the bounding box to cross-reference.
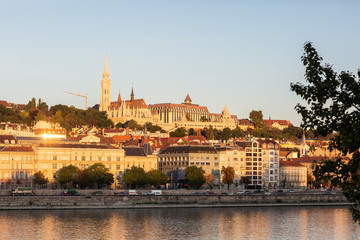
[64,91,88,110]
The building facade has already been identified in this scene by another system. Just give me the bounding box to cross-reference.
[236,139,263,189]
[258,139,280,188]
[279,161,307,189]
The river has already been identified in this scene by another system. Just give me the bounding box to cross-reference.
[0,206,359,240]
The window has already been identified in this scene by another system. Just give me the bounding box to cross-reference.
[52,156,57,160]
[81,156,86,161]
[98,157,102,161]
[206,162,210,165]
[107,157,111,161]
[53,164,57,169]
[116,165,120,170]
[116,157,120,161]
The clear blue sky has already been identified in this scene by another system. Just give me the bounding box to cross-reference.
[1,1,359,126]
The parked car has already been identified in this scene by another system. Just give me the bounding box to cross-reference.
[289,189,295,193]
[277,189,284,193]
[193,192,202,195]
[245,191,252,195]
[114,191,127,196]
[61,189,80,196]
[236,191,245,194]
[93,191,104,196]
[205,191,215,195]
[264,190,271,195]
[128,190,138,195]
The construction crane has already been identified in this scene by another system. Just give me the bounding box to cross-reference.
[64,91,88,110]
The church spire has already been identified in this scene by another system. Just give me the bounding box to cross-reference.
[117,92,121,102]
[131,86,134,101]
[103,54,109,77]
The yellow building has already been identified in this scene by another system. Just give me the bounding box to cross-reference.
[217,146,246,180]
[279,161,307,189]
[35,143,125,187]
[158,145,220,185]
[0,146,35,189]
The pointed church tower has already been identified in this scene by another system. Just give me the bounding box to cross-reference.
[117,92,122,102]
[100,54,111,112]
[130,86,134,101]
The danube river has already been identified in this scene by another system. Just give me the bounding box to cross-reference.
[0,207,358,240]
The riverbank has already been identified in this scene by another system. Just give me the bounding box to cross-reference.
[0,193,350,210]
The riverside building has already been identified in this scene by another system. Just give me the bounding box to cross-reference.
[258,139,280,189]
[236,139,263,189]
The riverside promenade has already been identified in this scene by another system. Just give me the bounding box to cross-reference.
[0,189,350,210]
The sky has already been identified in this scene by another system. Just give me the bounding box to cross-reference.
[1,1,359,126]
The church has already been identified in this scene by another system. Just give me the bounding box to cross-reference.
[99,55,159,125]
[99,55,238,130]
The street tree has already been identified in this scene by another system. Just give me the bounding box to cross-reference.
[249,110,263,128]
[185,166,206,189]
[240,176,251,189]
[147,169,168,187]
[221,166,235,189]
[87,163,114,189]
[57,165,79,188]
[33,171,48,186]
[123,166,148,188]
[291,42,360,222]
[205,174,216,188]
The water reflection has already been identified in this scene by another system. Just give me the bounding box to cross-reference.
[0,207,359,240]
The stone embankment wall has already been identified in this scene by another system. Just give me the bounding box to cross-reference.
[0,193,349,210]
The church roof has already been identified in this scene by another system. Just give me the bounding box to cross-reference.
[184,94,192,103]
[109,99,148,109]
[148,103,208,111]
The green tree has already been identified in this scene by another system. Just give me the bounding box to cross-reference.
[33,171,49,186]
[231,127,245,138]
[291,42,360,222]
[87,163,114,189]
[170,127,187,137]
[25,98,37,112]
[220,127,232,141]
[185,166,205,189]
[0,105,23,123]
[221,166,235,189]
[123,166,148,188]
[57,165,79,188]
[249,110,263,128]
[37,98,49,112]
[123,119,142,130]
[147,169,168,187]
[115,122,123,129]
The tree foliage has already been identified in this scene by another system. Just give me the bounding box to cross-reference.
[221,166,235,189]
[147,169,168,187]
[291,42,360,222]
[185,166,205,189]
[87,163,114,189]
[240,176,251,189]
[57,165,79,187]
[123,166,148,188]
[33,171,48,185]
[220,127,232,141]
[170,127,187,137]
[249,110,263,128]
[205,174,216,188]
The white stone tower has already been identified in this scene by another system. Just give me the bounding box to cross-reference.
[99,54,111,112]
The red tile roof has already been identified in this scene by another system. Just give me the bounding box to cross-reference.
[109,99,147,109]
[0,146,34,152]
[280,161,305,167]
